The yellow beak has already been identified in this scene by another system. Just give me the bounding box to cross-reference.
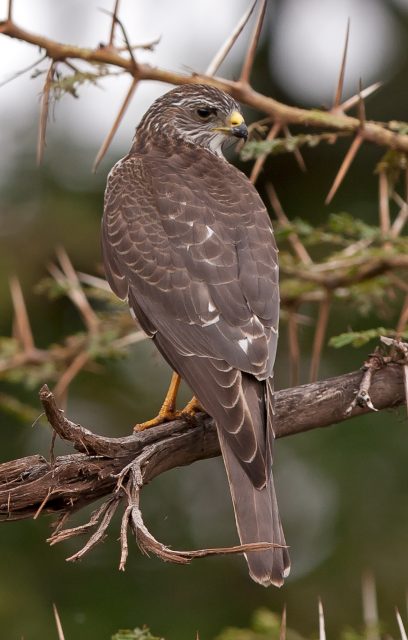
[213,110,248,140]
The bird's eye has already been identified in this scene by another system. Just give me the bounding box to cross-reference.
[196,107,216,119]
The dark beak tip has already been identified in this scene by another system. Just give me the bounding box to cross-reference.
[231,124,248,141]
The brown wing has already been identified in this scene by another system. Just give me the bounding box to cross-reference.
[103,147,278,474]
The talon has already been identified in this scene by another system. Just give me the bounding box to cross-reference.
[133,371,181,432]
[179,396,203,420]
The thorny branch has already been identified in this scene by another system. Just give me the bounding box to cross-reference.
[0,352,406,569]
[1,7,408,159]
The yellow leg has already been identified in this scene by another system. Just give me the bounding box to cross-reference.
[134,372,181,432]
[180,395,202,418]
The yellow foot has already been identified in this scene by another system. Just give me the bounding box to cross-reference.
[134,408,179,432]
[180,396,202,419]
[134,396,203,432]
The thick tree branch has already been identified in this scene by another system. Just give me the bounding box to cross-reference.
[0,361,405,568]
[1,18,408,153]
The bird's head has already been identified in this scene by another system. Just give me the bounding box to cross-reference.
[135,84,248,157]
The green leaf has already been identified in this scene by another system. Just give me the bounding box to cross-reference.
[329,327,408,348]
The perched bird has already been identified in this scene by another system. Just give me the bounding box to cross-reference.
[102,83,290,587]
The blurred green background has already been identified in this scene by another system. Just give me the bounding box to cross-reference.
[0,1,408,638]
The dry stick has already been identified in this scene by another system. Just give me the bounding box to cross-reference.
[53,350,90,402]
[37,60,55,166]
[2,21,408,153]
[53,604,66,640]
[240,0,267,84]
[266,182,313,264]
[379,170,391,235]
[309,294,331,383]
[66,497,120,561]
[396,609,408,640]
[283,124,307,172]
[318,598,326,640]
[9,276,35,352]
[249,121,281,184]
[55,247,99,331]
[362,570,380,640]
[205,0,258,76]
[332,18,350,111]
[339,82,382,113]
[325,134,363,204]
[93,77,138,172]
[7,0,13,21]
[390,191,408,237]
[108,0,121,47]
[280,605,287,640]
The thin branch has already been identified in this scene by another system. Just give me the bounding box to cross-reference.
[55,247,99,332]
[390,191,408,237]
[93,77,138,172]
[309,294,331,383]
[339,81,382,113]
[109,0,121,47]
[53,350,90,402]
[205,0,258,76]
[283,125,307,172]
[37,60,55,165]
[379,170,391,236]
[1,20,408,152]
[240,0,267,84]
[325,134,363,204]
[249,122,281,183]
[266,183,313,265]
[53,604,66,640]
[9,276,35,352]
[332,18,350,110]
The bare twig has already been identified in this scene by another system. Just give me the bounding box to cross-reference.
[250,122,281,184]
[362,570,380,640]
[325,134,363,204]
[332,19,350,110]
[339,81,382,113]
[37,60,55,165]
[309,294,331,382]
[379,170,391,236]
[53,604,66,640]
[396,609,408,640]
[283,125,307,172]
[9,276,35,352]
[390,191,408,237]
[109,0,121,47]
[205,0,258,76]
[266,183,313,265]
[240,0,267,84]
[318,598,326,640]
[345,352,385,415]
[93,77,138,171]
[55,247,99,332]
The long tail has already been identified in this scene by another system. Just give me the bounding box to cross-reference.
[217,375,290,587]
[218,430,289,586]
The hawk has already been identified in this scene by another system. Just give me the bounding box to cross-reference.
[102,83,290,587]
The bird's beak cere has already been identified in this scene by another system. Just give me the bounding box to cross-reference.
[213,110,248,141]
